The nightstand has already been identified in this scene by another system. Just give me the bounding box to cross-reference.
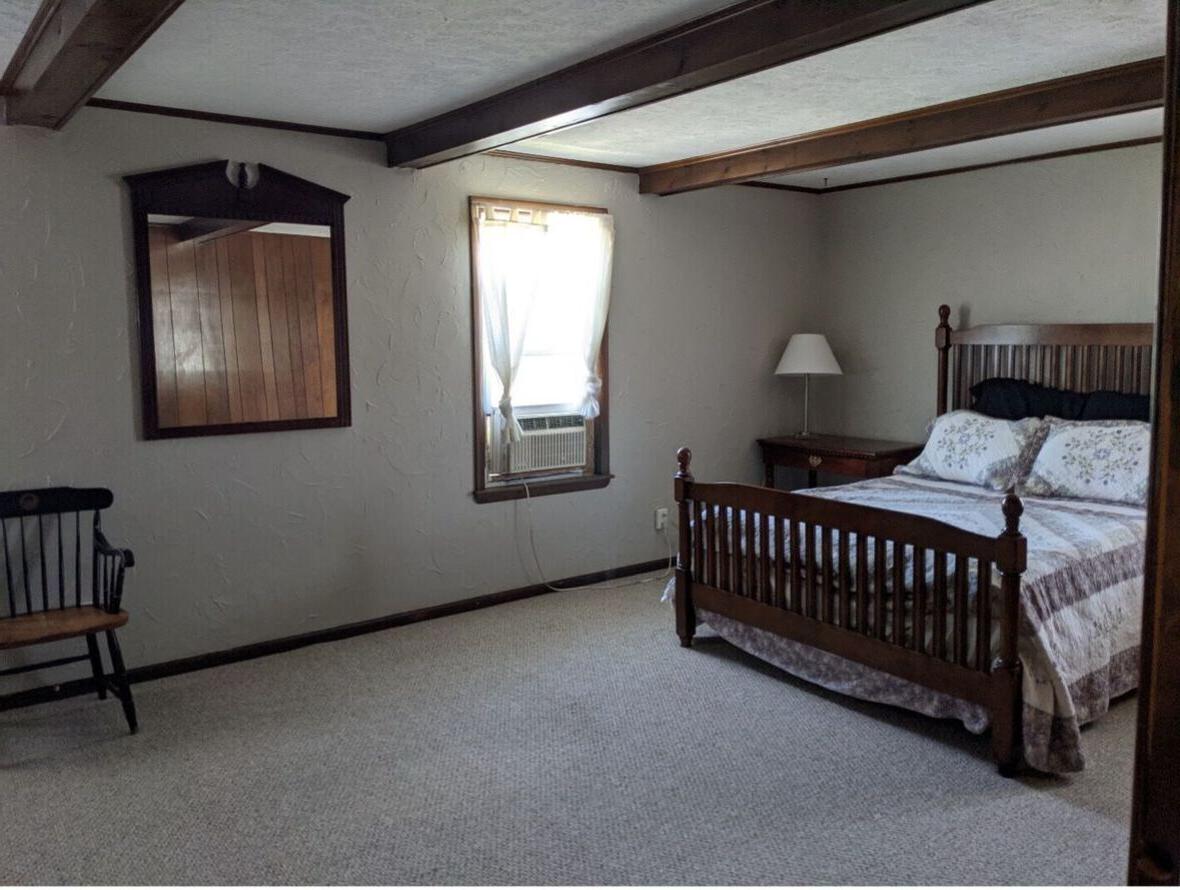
[757,434,923,489]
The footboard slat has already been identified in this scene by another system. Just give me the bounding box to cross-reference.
[892,540,905,647]
[821,526,833,623]
[837,530,850,629]
[745,509,757,601]
[718,507,730,591]
[706,502,717,588]
[774,514,786,609]
[954,555,969,667]
[732,509,744,597]
[977,561,992,671]
[914,546,928,655]
[873,537,887,640]
[805,523,817,619]
[934,552,948,660]
[856,532,868,633]
[759,512,770,606]
[695,501,706,585]
[790,520,802,613]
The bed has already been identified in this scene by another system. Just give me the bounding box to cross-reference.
[671,305,1152,774]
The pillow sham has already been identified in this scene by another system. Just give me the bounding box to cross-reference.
[1020,419,1151,506]
[895,410,1046,491]
[970,376,1150,422]
[1079,390,1150,422]
[970,377,1086,420]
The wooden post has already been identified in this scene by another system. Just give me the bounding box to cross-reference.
[674,447,696,648]
[991,493,1027,775]
[936,304,953,416]
[1130,2,1180,879]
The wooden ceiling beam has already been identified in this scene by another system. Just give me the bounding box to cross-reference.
[0,0,185,130]
[639,57,1165,195]
[168,218,265,245]
[384,0,993,168]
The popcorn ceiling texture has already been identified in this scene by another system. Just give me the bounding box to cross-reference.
[0,107,819,687]
[811,143,1163,442]
[520,0,1165,167]
[95,0,730,131]
[0,0,39,75]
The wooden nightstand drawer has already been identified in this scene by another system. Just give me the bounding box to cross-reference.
[757,434,922,489]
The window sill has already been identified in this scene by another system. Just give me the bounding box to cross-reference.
[473,473,613,504]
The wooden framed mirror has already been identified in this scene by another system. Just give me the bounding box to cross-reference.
[125,161,351,439]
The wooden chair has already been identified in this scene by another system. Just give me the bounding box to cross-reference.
[0,487,137,732]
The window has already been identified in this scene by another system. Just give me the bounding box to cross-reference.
[469,196,615,502]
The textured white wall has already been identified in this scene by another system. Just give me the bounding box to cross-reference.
[0,108,819,682]
[811,144,1163,441]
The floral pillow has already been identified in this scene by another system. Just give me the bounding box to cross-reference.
[895,410,1046,491]
[1020,419,1151,506]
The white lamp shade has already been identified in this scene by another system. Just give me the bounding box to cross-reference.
[775,334,843,376]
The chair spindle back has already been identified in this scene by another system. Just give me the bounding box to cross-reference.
[0,488,116,618]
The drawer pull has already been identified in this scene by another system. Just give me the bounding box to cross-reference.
[808,455,823,468]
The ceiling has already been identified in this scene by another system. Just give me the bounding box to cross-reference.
[0,0,38,77]
[1,0,1168,191]
[511,0,1165,169]
[93,0,731,131]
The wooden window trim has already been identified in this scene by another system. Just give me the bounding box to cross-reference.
[468,196,611,503]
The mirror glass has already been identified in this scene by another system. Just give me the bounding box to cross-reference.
[144,215,340,431]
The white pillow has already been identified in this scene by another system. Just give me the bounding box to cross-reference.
[1020,419,1151,506]
[895,410,1046,491]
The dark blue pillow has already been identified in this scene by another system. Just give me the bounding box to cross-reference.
[1081,390,1150,421]
[970,378,1086,420]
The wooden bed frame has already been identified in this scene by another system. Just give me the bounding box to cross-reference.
[673,304,1154,774]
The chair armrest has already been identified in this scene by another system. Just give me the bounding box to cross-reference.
[94,530,135,569]
[94,530,134,612]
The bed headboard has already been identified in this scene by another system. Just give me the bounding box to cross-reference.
[935,304,1155,415]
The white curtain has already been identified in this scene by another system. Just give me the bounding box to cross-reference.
[544,211,614,418]
[474,203,615,439]
[473,210,546,442]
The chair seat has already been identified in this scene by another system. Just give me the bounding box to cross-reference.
[0,607,129,650]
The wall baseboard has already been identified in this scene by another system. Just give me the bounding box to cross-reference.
[0,558,670,713]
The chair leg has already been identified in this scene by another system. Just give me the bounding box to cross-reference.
[85,634,108,700]
[104,630,138,734]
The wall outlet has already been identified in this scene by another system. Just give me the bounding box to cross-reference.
[654,507,669,531]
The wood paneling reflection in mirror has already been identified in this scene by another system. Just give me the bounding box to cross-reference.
[126,162,350,439]
[147,221,336,426]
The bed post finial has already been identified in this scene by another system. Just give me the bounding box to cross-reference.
[936,304,953,416]
[676,447,693,480]
[1002,492,1023,535]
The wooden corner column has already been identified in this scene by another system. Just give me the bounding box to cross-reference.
[1129,0,1180,883]
[674,447,696,648]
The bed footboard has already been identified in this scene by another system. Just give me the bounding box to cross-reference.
[673,447,1027,774]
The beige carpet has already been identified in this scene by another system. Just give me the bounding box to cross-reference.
[1,578,1135,885]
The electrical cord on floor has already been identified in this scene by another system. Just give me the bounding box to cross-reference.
[520,479,676,592]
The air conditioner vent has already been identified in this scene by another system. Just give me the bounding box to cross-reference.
[518,414,584,432]
[489,414,587,476]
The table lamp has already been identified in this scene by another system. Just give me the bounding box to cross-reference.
[775,334,843,436]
